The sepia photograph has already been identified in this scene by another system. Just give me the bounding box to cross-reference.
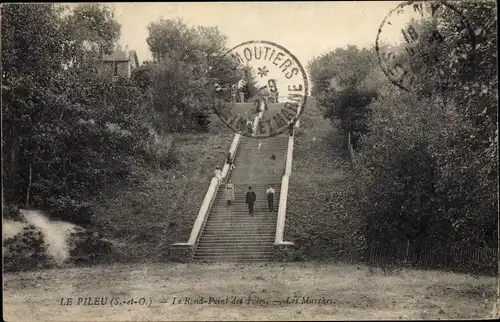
[2,1,498,320]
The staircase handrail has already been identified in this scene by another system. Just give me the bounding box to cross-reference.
[274,108,301,246]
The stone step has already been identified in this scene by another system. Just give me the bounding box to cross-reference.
[204,219,275,224]
[199,230,273,236]
[206,214,276,218]
[196,247,272,252]
[202,227,275,231]
[217,185,282,188]
[198,240,273,245]
[205,219,275,224]
[211,201,279,205]
[199,234,274,239]
[198,238,275,244]
[208,212,278,216]
[210,206,279,211]
[203,226,276,231]
[194,253,273,258]
[226,181,283,184]
[202,232,275,236]
[215,192,280,195]
[193,251,274,256]
[208,214,277,217]
[202,224,275,228]
[193,257,274,262]
[204,218,275,223]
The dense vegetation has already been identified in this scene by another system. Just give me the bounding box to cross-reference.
[1,4,241,269]
[308,1,497,274]
[2,4,159,226]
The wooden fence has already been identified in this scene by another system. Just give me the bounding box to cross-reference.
[366,240,497,275]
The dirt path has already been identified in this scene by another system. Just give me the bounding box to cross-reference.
[3,262,497,321]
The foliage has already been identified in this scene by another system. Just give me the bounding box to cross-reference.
[1,4,174,229]
[144,18,240,132]
[358,1,497,269]
[240,65,259,102]
[308,46,379,148]
[131,61,154,93]
[64,3,121,56]
[308,1,497,273]
[3,218,114,272]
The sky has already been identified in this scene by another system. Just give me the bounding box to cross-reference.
[109,1,414,66]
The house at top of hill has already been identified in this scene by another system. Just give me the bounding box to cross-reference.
[101,50,139,80]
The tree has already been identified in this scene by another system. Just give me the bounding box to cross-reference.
[144,18,238,132]
[66,3,121,55]
[2,4,163,227]
[131,61,154,92]
[240,65,259,102]
[308,46,378,148]
[308,1,497,274]
[352,0,497,272]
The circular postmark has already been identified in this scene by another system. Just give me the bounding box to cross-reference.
[375,0,476,92]
[213,40,308,138]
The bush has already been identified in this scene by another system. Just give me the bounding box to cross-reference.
[1,4,161,226]
[143,133,178,170]
[3,219,115,272]
[309,2,497,274]
[3,224,51,271]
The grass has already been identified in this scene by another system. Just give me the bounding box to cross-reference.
[90,114,236,263]
[3,261,497,321]
[231,102,259,121]
[285,97,363,261]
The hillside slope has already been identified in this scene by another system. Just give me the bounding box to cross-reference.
[88,115,237,263]
[285,97,363,261]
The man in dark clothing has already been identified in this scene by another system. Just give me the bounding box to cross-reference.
[226,152,235,171]
[288,122,294,136]
[245,186,257,216]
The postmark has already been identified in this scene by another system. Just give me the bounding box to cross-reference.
[213,40,308,138]
[375,0,476,92]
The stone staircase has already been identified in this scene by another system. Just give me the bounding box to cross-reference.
[193,134,289,262]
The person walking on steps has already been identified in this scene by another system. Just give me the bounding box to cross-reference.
[245,186,257,216]
[271,154,277,174]
[288,122,295,137]
[266,184,275,212]
[225,179,235,206]
[226,152,236,171]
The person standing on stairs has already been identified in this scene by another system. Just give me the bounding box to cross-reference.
[225,179,235,206]
[271,154,277,174]
[266,184,275,212]
[226,152,236,171]
[245,186,257,216]
[288,122,295,136]
[214,166,222,181]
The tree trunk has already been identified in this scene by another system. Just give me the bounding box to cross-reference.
[343,128,349,151]
[25,163,33,208]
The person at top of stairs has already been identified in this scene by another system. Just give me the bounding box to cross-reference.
[225,179,235,206]
[245,186,257,217]
[266,184,275,212]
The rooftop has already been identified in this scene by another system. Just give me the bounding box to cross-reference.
[102,50,138,63]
